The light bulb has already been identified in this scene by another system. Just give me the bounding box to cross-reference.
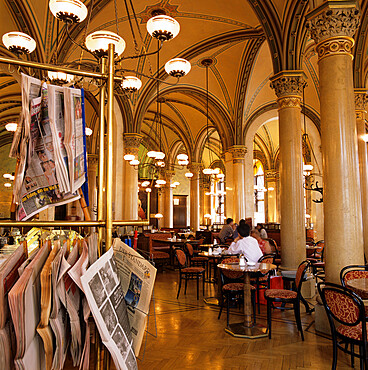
[3,174,11,179]
[124,154,135,161]
[48,71,74,84]
[130,159,140,166]
[2,32,36,54]
[85,127,93,136]
[121,76,142,92]
[4,183,11,188]
[146,187,152,193]
[147,151,157,158]
[156,179,166,185]
[85,30,126,57]
[177,153,188,161]
[303,163,313,171]
[185,172,193,178]
[141,181,150,187]
[147,15,180,41]
[49,0,88,23]
[155,151,165,160]
[154,213,163,218]
[5,123,17,132]
[165,58,191,78]
[202,168,213,175]
[172,181,180,186]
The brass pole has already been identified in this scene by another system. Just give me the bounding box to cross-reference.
[98,58,107,256]
[112,220,150,226]
[0,56,105,79]
[0,220,105,227]
[105,44,115,250]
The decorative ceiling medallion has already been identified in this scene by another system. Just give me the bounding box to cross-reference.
[197,57,217,68]
[140,2,179,24]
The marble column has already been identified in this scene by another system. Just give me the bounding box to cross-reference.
[307,2,364,282]
[223,151,234,219]
[87,155,98,221]
[122,133,143,220]
[203,182,212,226]
[355,90,368,259]
[189,163,201,231]
[270,71,306,270]
[229,145,247,222]
[162,170,174,228]
[265,170,278,223]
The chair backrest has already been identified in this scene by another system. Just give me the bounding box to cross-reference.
[185,243,194,257]
[295,260,310,293]
[266,238,279,254]
[340,265,368,287]
[258,253,276,264]
[315,240,324,253]
[318,282,365,330]
[197,238,204,245]
[220,257,243,280]
[175,248,187,268]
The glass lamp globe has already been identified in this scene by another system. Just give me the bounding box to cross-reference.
[130,159,140,166]
[145,187,152,193]
[5,123,18,132]
[177,153,188,161]
[147,151,157,158]
[204,213,211,219]
[141,181,150,187]
[122,76,142,92]
[155,151,165,160]
[124,154,135,161]
[4,183,11,188]
[178,159,189,166]
[85,127,93,136]
[165,58,191,78]
[156,161,165,167]
[202,168,213,175]
[48,71,74,84]
[185,172,193,178]
[155,213,163,219]
[3,174,11,179]
[2,32,36,54]
[156,179,166,185]
[85,31,126,57]
[303,163,313,172]
[172,181,180,186]
[146,15,180,41]
[216,173,225,179]
[49,0,88,24]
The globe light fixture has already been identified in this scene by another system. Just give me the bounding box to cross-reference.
[3,174,11,179]
[202,168,213,175]
[172,181,180,186]
[156,161,165,167]
[49,0,88,23]
[9,175,15,181]
[85,31,126,57]
[204,214,211,219]
[165,58,191,78]
[147,151,157,158]
[155,184,161,188]
[154,213,163,218]
[4,183,11,188]
[48,71,74,84]
[85,127,93,136]
[123,154,135,161]
[185,172,193,178]
[121,76,142,92]
[145,187,152,193]
[362,134,368,142]
[212,168,220,175]
[170,184,176,188]
[2,32,36,54]
[141,181,150,187]
[5,123,18,132]
[155,151,165,160]
[156,179,166,185]
[178,159,189,166]
[130,159,140,166]
[303,163,313,172]
[177,153,188,161]
[216,173,225,179]
[146,15,180,41]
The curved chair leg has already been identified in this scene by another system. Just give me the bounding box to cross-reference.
[184,275,188,295]
[267,299,272,339]
[177,275,182,299]
[294,301,304,341]
[350,343,354,368]
[332,337,338,370]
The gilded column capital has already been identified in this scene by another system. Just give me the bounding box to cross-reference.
[87,154,98,171]
[123,133,143,156]
[229,145,247,164]
[354,89,368,116]
[188,162,201,174]
[306,2,360,45]
[265,170,279,182]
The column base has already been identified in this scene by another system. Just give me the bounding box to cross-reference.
[315,302,331,335]
[203,297,219,306]
[225,323,268,339]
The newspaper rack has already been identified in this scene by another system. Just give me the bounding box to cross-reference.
[0,44,150,369]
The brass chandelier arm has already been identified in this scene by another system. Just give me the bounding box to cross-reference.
[115,69,180,86]
[115,40,164,62]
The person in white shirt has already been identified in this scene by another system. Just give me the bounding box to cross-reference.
[227,223,263,263]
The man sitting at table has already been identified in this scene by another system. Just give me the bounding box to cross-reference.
[227,223,263,263]
[219,218,234,243]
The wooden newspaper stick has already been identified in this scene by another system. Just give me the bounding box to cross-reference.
[78,188,91,221]
[10,158,20,213]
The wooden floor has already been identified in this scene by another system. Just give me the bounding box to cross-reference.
[137,270,352,370]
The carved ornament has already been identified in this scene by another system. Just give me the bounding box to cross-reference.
[123,133,143,156]
[277,96,302,109]
[265,170,278,182]
[87,155,98,170]
[229,145,247,163]
[188,162,202,174]
[316,37,354,60]
[270,71,306,99]
[354,89,368,112]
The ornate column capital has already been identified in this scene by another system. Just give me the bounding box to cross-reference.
[265,170,279,182]
[123,133,143,156]
[229,145,247,163]
[188,162,202,174]
[87,154,98,171]
[306,2,360,44]
[270,71,306,109]
[354,89,368,118]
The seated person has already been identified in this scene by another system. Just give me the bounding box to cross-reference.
[227,223,263,263]
[256,223,268,239]
[219,218,234,243]
[250,229,272,255]
[232,219,245,239]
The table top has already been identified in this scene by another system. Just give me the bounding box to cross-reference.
[346,278,368,298]
[199,251,226,258]
[152,238,186,244]
[218,262,276,274]
[200,244,215,248]
[306,245,320,250]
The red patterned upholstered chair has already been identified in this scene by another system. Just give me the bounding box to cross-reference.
[218,257,256,327]
[340,265,368,288]
[317,282,368,370]
[265,260,310,340]
[175,248,205,300]
[185,243,209,272]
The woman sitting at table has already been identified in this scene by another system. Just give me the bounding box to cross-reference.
[250,229,272,255]
[227,223,263,263]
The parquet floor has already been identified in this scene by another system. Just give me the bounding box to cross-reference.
[137,270,352,370]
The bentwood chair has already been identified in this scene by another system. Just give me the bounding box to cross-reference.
[340,265,368,288]
[218,257,256,327]
[265,260,310,340]
[175,248,205,300]
[318,282,368,370]
[184,243,209,270]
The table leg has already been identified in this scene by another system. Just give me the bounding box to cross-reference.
[203,262,221,306]
[225,272,268,339]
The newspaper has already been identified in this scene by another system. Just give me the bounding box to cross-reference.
[112,239,157,356]
[16,84,79,221]
[64,88,87,194]
[81,248,138,370]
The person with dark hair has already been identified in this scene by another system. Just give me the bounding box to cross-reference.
[233,219,246,239]
[218,218,234,243]
[227,223,263,263]
[256,223,268,239]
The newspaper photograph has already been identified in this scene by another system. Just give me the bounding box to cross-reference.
[64,88,87,194]
[112,238,157,355]
[81,248,138,370]
[16,85,79,221]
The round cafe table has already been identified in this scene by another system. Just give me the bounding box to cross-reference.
[218,261,276,339]
[346,278,368,299]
